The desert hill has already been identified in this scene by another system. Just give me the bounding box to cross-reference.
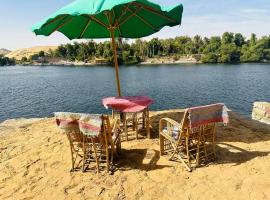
[6,46,57,60]
[0,48,11,56]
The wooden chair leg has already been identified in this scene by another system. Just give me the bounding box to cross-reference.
[159,134,165,155]
[202,132,208,161]
[196,136,201,167]
[105,136,110,173]
[212,126,217,160]
[82,135,86,172]
[110,141,115,172]
[177,154,192,172]
[203,140,208,161]
[186,136,191,170]
[67,134,75,172]
[92,139,99,174]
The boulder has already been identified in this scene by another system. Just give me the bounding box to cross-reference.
[252,102,270,125]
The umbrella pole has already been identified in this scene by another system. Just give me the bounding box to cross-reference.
[110,30,122,96]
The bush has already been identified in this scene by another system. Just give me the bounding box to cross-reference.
[0,57,15,66]
[201,53,219,63]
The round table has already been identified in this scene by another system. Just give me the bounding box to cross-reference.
[102,96,154,139]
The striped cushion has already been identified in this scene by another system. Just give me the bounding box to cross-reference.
[79,114,103,137]
[188,103,229,128]
[162,126,180,140]
[54,112,82,132]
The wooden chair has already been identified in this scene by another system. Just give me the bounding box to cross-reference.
[159,104,228,171]
[55,113,121,173]
[54,112,84,172]
[79,115,121,173]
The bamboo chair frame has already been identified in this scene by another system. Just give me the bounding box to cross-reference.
[57,115,121,173]
[81,115,121,173]
[159,110,217,171]
[66,129,84,172]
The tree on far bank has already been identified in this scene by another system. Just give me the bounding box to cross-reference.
[47,32,270,64]
[234,33,245,47]
[38,51,45,57]
[222,32,234,44]
[219,43,240,63]
[21,57,28,62]
[0,56,15,66]
[250,33,257,46]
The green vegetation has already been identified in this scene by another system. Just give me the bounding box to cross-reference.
[47,32,270,64]
[6,32,270,65]
[0,55,15,66]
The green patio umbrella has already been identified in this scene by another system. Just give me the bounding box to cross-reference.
[32,0,183,96]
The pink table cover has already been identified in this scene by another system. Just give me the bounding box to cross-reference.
[102,96,154,113]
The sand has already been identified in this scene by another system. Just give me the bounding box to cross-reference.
[1,110,270,200]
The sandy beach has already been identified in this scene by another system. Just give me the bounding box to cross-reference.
[1,110,270,200]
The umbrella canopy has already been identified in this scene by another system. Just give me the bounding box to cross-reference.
[32,0,183,96]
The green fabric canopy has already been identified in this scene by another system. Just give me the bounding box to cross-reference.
[32,0,183,39]
[32,0,183,96]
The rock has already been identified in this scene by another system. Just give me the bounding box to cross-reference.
[0,48,11,56]
[252,102,270,125]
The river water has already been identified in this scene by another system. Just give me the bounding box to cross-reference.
[0,64,269,122]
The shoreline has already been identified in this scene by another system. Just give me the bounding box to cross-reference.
[4,62,270,67]
[0,108,265,128]
[3,60,270,67]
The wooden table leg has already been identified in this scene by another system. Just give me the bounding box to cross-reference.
[146,108,150,139]
[112,109,115,119]
[142,110,146,129]
[123,113,128,141]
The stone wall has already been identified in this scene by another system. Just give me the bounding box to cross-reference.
[252,102,270,125]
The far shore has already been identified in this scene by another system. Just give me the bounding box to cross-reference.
[3,59,270,67]
[12,57,201,67]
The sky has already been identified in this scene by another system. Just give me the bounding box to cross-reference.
[0,0,269,50]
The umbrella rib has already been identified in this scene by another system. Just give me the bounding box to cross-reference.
[113,5,131,27]
[125,7,157,31]
[117,6,141,27]
[105,11,122,37]
[118,26,122,37]
[132,2,177,23]
[135,14,157,31]
[90,16,109,29]
[43,15,67,28]
[117,12,135,27]
[79,18,92,38]
[51,16,73,33]
[112,8,116,25]
[105,11,113,26]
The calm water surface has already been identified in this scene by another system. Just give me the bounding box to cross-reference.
[0,64,269,122]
